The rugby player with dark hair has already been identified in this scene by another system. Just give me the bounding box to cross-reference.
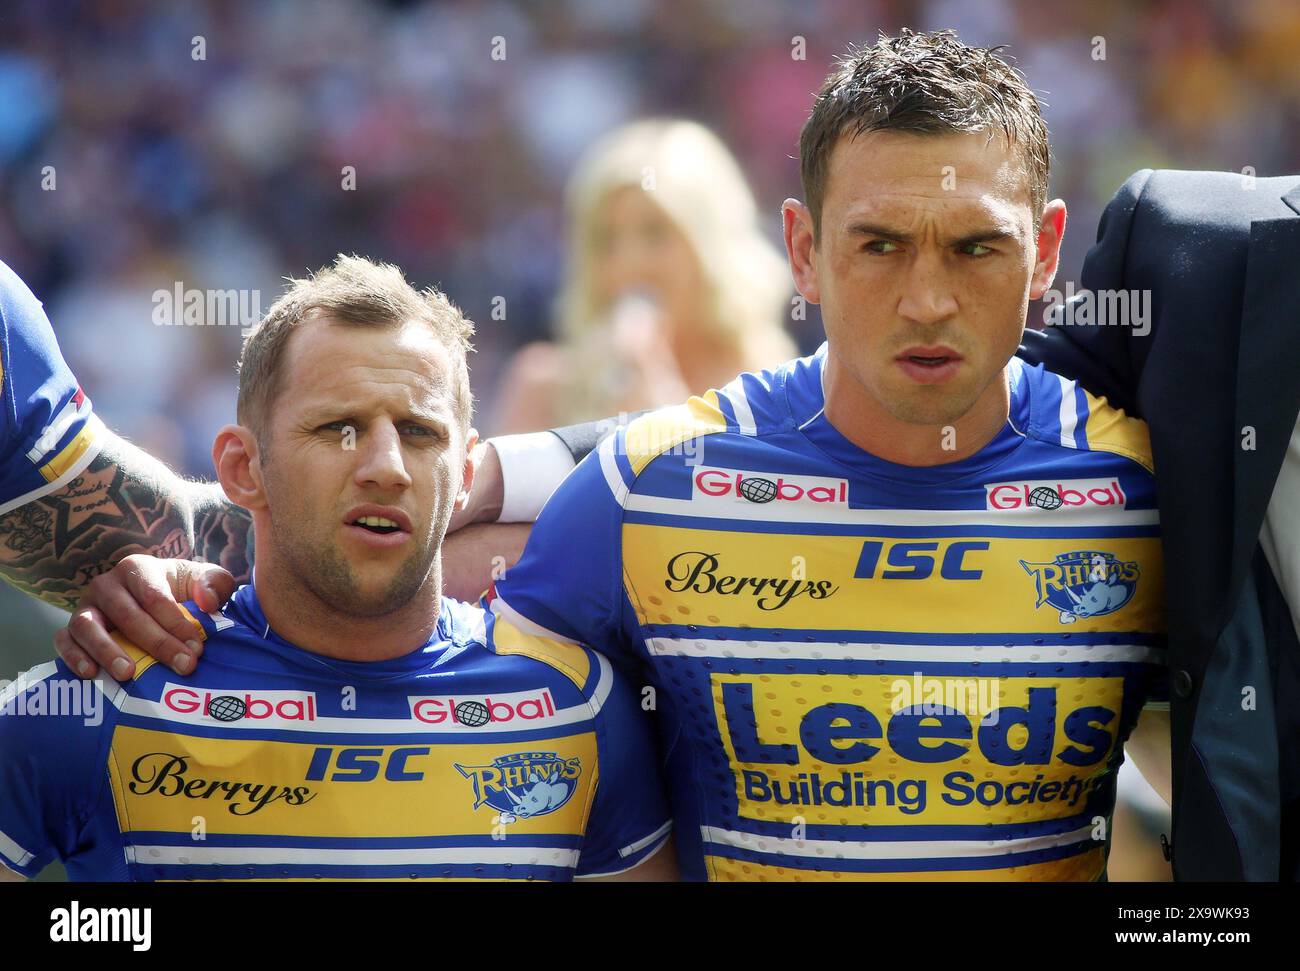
[43,30,1176,881]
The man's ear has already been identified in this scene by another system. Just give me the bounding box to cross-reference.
[782,199,822,306]
[1029,199,1068,300]
[455,428,479,511]
[212,425,267,511]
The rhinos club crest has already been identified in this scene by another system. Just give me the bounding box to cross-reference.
[1019,550,1140,624]
[454,751,581,824]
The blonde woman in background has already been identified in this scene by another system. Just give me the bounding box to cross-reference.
[492,118,797,433]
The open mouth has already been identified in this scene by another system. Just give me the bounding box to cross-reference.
[895,348,963,384]
[904,355,952,367]
[350,515,403,535]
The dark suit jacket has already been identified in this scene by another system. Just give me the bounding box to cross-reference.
[551,169,1300,880]
[1020,169,1300,880]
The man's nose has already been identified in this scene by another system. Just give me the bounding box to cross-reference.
[896,250,960,326]
[352,423,412,491]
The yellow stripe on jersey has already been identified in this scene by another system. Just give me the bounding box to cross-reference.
[106,602,205,680]
[1080,391,1154,475]
[37,413,105,482]
[624,390,729,477]
[175,604,209,642]
[706,846,1105,882]
[105,725,600,838]
[491,616,591,690]
[624,525,1165,635]
[108,636,161,680]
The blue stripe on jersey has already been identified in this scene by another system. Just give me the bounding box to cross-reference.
[639,623,1165,647]
[649,655,1157,679]
[1034,367,1066,444]
[1072,384,1091,451]
[123,830,583,850]
[702,836,1098,874]
[578,648,602,698]
[723,811,1098,843]
[712,388,741,433]
[129,862,572,881]
[110,710,599,746]
[612,428,635,488]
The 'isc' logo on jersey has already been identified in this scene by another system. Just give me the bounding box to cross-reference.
[1019,550,1140,624]
[455,751,581,824]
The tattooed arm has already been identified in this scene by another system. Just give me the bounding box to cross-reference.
[0,432,252,612]
[7,431,524,680]
[0,257,251,680]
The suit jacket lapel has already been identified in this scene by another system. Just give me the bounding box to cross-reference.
[1230,187,1300,604]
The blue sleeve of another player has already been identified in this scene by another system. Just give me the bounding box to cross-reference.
[0,661,113,877]
[575,650,672,877]
[0,258,103,514]
[489,430,628,655]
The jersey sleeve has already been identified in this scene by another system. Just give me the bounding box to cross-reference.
[492,430,577,523]
[0,259,105,515]
[574,649,673,877]
[0,660,113,877]
[488,429,629,655]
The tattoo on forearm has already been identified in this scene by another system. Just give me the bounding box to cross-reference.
[0,442,252,611]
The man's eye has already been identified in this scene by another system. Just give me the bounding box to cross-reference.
[863,240,901,254]
[402,424,441,439]
[319,421,351,433]
[961,243,993,257]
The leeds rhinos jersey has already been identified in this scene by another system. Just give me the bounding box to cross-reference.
[490,344,1167,882]
[0,585,671,881]
[0,259,105,515]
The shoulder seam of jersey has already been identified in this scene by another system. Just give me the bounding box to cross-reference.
[1025,373,1155,476]
[487,610,595,695]
[619,390,733,481]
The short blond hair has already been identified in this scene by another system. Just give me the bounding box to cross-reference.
[237,255,475,438]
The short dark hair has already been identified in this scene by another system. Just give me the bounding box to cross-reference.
[237,254,475,441]
[800,28,1051,240]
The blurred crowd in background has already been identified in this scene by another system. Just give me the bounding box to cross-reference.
[3,0,1299,879]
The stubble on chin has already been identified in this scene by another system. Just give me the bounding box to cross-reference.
[276,521,437,619]
[885,388,981,427]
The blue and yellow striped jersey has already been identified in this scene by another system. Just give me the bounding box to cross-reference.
[0,259,105,515]
[490,344,1166,881]
[0,585,671,881]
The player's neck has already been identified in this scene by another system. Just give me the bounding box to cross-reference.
[822,355,1011,467]
[250,550,443,662]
